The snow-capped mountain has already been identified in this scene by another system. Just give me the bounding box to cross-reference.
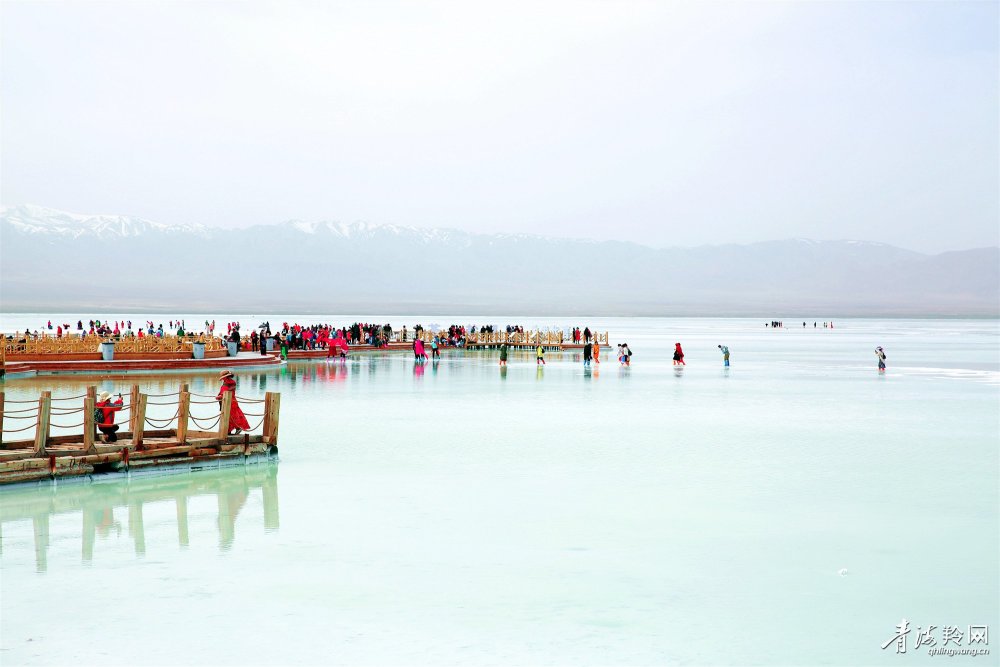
[1,205,997,316]
[1,204,211,239]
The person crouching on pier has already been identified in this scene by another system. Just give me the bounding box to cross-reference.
[97,391,124,442]
[216,370,251,435]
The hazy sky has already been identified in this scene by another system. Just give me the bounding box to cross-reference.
[2,1,997,252]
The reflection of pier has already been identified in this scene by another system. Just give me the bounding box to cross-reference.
[0,464,279,571]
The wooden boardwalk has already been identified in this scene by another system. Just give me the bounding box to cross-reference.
[279,331,613,357]
[0,386,280,486]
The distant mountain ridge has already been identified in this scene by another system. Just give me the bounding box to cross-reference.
[1,205,997,316]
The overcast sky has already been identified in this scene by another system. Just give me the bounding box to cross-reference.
[2,1,997,252]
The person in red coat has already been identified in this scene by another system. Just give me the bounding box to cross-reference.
[216,370,251,434]
[97,390,124,442]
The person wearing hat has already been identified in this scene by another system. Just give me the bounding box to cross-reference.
[97,390,124,442]
[718,344,730,367]
[216,370,251,435]
[876,346,886,372]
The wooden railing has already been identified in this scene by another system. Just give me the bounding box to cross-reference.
[1,385,280,454]
[401,330,610,346]
[2,334,225,356]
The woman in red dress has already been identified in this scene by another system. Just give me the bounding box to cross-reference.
[216,370,251,434]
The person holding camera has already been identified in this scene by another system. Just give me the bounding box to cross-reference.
[97,390,124,442]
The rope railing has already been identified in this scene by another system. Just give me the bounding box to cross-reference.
[4,406,40,414]
[189,414,222,429]
[1,423,36,433]
[1,387,277,445]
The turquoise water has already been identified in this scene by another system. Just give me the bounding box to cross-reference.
[1,317,997,665]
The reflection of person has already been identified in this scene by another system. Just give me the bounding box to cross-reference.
[216,370,251,435]
[97,391,124,442]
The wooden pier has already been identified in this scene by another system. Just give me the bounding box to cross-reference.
[279,330,612,358]
[0,386,280,486]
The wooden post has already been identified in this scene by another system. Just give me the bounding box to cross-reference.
[129,385,140,433]
[34,391,51,456]
[177,391,190,444]
[263,392,280,445]
[0,391,4,447]
[83,396,95,453]
[218,391,233,439]
[132,393,147,448]
[86,385,98,445]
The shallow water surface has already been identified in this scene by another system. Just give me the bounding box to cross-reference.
[1,317,997,665]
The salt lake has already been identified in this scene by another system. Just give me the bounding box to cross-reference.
[1,316,997,665]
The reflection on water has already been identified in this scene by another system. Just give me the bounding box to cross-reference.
[0,464,279,572]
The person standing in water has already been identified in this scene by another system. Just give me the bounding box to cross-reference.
[431,335,440,359]
[499,342,509,367]
[673,342,685,365]
[718,344,730,367]
[876,346,886,372]
[622,343,632,366]
[592,340,600,364]
[536,345,546,365]
[583,341,592,366]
